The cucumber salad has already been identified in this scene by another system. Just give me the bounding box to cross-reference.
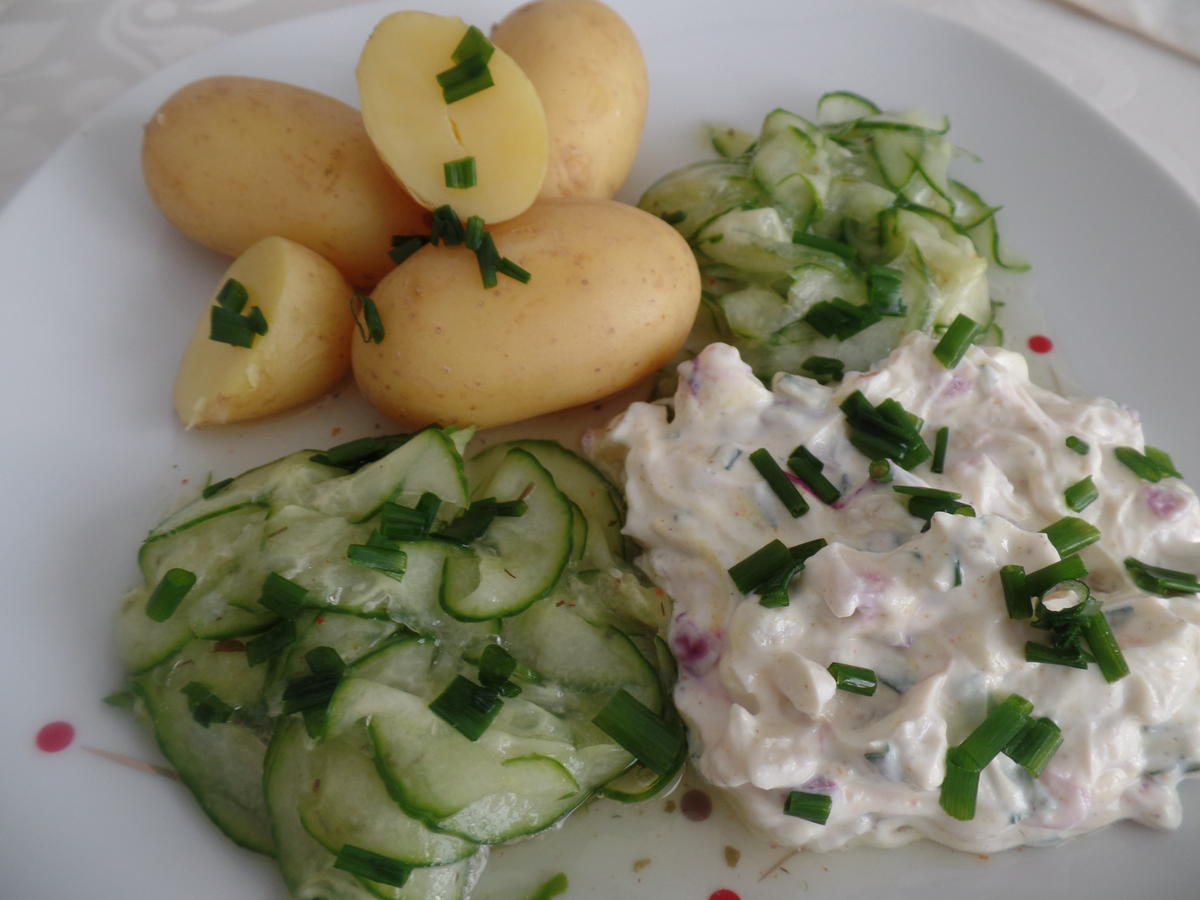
[113,430,682,899]
[639,91,1021,383]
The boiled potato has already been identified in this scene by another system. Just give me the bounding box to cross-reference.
[143,76,426,287]
[352,199,700,429]
[174,236,354,427]
[492,0,648,200]
[356,10,548,223]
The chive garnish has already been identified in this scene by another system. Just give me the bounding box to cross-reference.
[1065,435,1089,455]
[748,449,810,518]
[495,499,527,517]
[931,426,949,474]
[144,568,196,622]
[787,446,841,505]
[443,156,477,188]
[1064,476,1098,512]
[868,459,893,483]
[592,689,685,776]
[893,485,974,525]
[305,646,346,676]
[389,234,428,264]
[792,231,857,261]
[215,278,248,312]
[728,539,794,595]
[1000,564,1031,620]
[800,355,845,383]
[803,297,881,340]
[1145,446,1182,478]
[464,215,485,251]
[436,498,500,547]
[1025,555,1087,596]
[244,306,268,336]
[783,790,832,825]
[893,485,961,499]
[866,265,906,317]
[956,694,1033,771]
[1023,640,1090,669]
[430,205,467,246]
[181,682,234,728]
[311,434,410,471]
[932,313,983,368]
[497,255,532,284]
[1116,446,1180,482]
[758,539,828,608]
[939,747,980,821]
[528,873,569,900]
[475,231,499,289]
[1124,557,1200,596]
[380,493,441,542]
[840,391,931,470]
[258,572,308,618]
[436,57,494,105]
[209,305,256,347]
[478,643,517,688]
[1080,609,1129,683]
[350,293,385,344]
[201,477,233,499]
[347,543,407,578]
[827,662,877,696]
[245,618,296,667]
[334,845,411,888]
[1040,516,1100,558]
[451,24,494,65]
[1003,717,1063,777]
[282,671,342,714]
[429,675,502,741]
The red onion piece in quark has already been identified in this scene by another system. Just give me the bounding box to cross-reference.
[671,616,723,677]
[1145,485,1187,520]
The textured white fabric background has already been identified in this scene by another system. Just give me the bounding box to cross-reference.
[0,0,1197,210]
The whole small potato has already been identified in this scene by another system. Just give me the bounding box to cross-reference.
[143,76,426,287]
[174,236,354,427]
[491,0,648,201]
[352,199,700,429]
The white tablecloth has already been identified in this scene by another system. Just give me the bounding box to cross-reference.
[1,0,1197,209]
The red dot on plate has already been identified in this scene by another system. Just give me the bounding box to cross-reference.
[1027,335,1054,353]
[709,891,741,900]
[36,721,75,753]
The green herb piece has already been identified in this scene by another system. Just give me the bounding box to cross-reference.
[201,477,233,499]
[436,497,500,547]
[436,57,494,105]
[1081,610,1129,683]
[495,499,527,517]
[939,747,980,821]
[793,231,858,260]
[350,293,385,344]
[1064,476,1098,513]
[1026,555,1088,596]
[866,265,906,316]
[244,306,268,336]
[464,215,485,251]
[334,845,411,888]
[181,682,234,728]
[748,449,809,518]
[209,305,256,348]
[304,646,346,676]
[1115,446,1180,482]
[215,278,248,313]
[1040,516,1101,558]
[311,434,410,471]
[478,643,517,688]
[474,231,500,288]
[347,543,407,578]
[451,24,494,65]
[893,485,961,499]
[757,539,827,608]
[497,256,532,284]
[1065,435,1089,455]
[282,671,342,715]
[1000,564,1031,620]
[931,426,949,474]
[1124,557,1200,596]
[956,694,1033,771]
[380,494,440,542]
[783,790,832,825]
[868,459,893,483]
[145,568,196,622]
[389,234,428,264]
[729,539,794,595]
[527,872,570,900]
[258,572,308,618]
[800,356,845,383]
[430,205,466,246]
[932,313,983,368]
[245,618,296,667]
[840,391,930,470]
[1003,717,1063,777]
[803,297,881,340]
[430,675,502,741]
[1145,446,1182,478]
[443,156,477,188]
[787,445,841,505]
[893,485,974,525]
[827,662,877,696]
[592,689,685,776]
[1024,640,1090,669]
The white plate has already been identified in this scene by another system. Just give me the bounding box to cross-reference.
[2,1,1199,898]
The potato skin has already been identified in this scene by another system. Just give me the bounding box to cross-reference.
[491,0,648,200]
[174,236,354,427]
[142,76,426,287]
[352,200,700,429]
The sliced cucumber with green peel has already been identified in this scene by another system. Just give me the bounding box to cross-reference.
[441,449,571,621]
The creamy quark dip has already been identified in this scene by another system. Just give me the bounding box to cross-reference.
[590,333,1200,853]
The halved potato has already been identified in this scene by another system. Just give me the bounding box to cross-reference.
[174,236,354,427]
[356,10,549,223]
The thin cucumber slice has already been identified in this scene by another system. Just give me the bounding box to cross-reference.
[696,207,806,274]
[441,450,571,621]
[707,122,756,158]
[568,502,588,563]
[134,640,273,854]
[868,128,924,192]
[637,159,766,241]
[344,637,438,698]
[817,90,881,124]
[298,736,477,867]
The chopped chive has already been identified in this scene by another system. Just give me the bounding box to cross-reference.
[791,538,829,565]
[478,644,517,687]
[787,446,841,505]
[244,306,268,336]
[728,539,795,595]
[430,205,466,246]
[1040,516,1101,558]
[660,210,687,225]
[1024,640,1090,669]
[495,499,527,517]
[803,297,881,340]
[527,873,569,900]
[451,24,494,65]
[497,256,532,284]
[379,500,434,542]
[144,568,196,622]
[932,314,983,368]
[350,292,385,344]
[464,216,485,251]
[1081,609,1129,683]
[245,618,296,667]
[305,646,346,676]
[347,543,407,578]
[756,539,826,608]
[841,391,930,470]
[389,235,428,264]
[437,58,494,104]
[282,671,342,714]
[436,498,499,546]
[430,675,502,741]
[905,496,975,525]
[792,231,857,260]
[827,662,876,696]
[1064,476,1098,512]
[1115,446,1178,482]
[311,434,410,471]
[215,278,248,313]
[783,790,833,825]
[939,747,980,820]
[1003,717,1063,777]
[209,305,256,347]
[258,572,308,618]
[1026,555,1088,596]
[181,682,234,728]
[1124,557,1200,596]
[1065,435,1089,455]
[999,564,1031,620]
[1145,446,1182,478]
[892,485,961,499]
[592,689,684,776]
[866,265,906,317]
[201,477,233,499]
[956,694,1033,771]
[748,448,809,518]
[334,845,411,888]
[931,427,949,474]
[800,355,845,383]
[443,156,477,189]
[474,231,500,288]
[953,558,963,586]
[868,459,893,483]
